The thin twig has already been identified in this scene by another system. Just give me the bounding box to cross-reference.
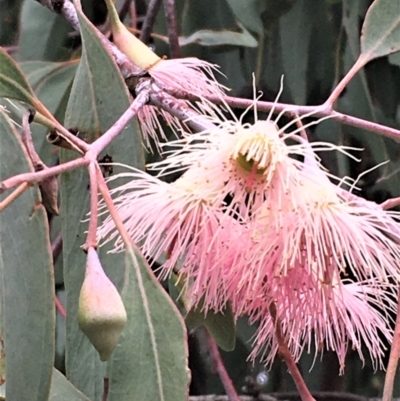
[163,89,400,143]
[140,0,163,44]
[87,84,150,158]
[129,2,137,30]
[0,157,89,193]
[102,377,109,401]
[149,87,217,132]
[382,286,400,401]
[97,168,131,244]
[54,295,67,319]
[162,0,181,58]
[21,110,60,214]
[382,197,400,210]
[83,162,99,251]
[21,110,45,168]
[188,395,400,401]
[0,183,30,212]
[325,56,366,107]
[52,232,63,262]
[0,85,148,207]
[205,329,241,401]
[269,302,316,401]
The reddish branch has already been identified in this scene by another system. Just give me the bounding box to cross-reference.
[205,330,241,401]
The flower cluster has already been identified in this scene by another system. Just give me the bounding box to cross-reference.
[98,96,400,371]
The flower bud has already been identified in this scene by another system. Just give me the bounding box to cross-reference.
[104,0,160,70]
[78,248,127,361]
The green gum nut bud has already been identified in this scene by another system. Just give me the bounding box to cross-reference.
[78,248,127,361]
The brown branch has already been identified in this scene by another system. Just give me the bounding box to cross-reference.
[149,86,217,132]
[160,87,400,143]
[52,232,63,262]
[325,56,366,108]
[383,286,400,401]
[188,392,397,401]
[21,110,60,214]
[87,85,150,158]
[140,0,163,44]
[269,302,316,401]
[54,295,66,319]
[0,157,89,194]
[102,377,109,401]
[162,0,181,58]
[205,329,241,401]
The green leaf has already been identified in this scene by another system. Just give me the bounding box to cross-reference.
[17,1,71,62]
[360,0,400,63]
[59,9,144,401]
[279,0,312,104]
[225,0,266,34]
[108,244,190,401]
[49,369,92,401]
[186,302,236,352]
[180,0,238,37]
[388,51,400,67]
[0,47,36,105]
[0,108,55,401]
[178,23,257,47]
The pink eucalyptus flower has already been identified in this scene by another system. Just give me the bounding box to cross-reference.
[98,92,400,372]
[98,164,244,299]
[247,269,396,372]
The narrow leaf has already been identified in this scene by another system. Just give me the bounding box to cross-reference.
[108,244,190,401]
[360,0,400,63]
[0,47,36,104]
[177,24,257,47]
[0,108,55,401]
[60,9,144,401]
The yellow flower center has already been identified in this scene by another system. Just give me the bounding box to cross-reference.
[232,121,283,176]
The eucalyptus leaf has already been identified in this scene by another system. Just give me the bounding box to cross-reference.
[0,109,55,401]
[0,47,36,105]
[279,0,312,104]
[178,24,257,47]
[17,0,71,62]
[49,369,92,401]
[388,51,400,67]
[60,8,144,400]
[225,0,266,34]
[108,244,190,401]
[360,0,400,63]
[186,302,236,352]
[181,0,238,37]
